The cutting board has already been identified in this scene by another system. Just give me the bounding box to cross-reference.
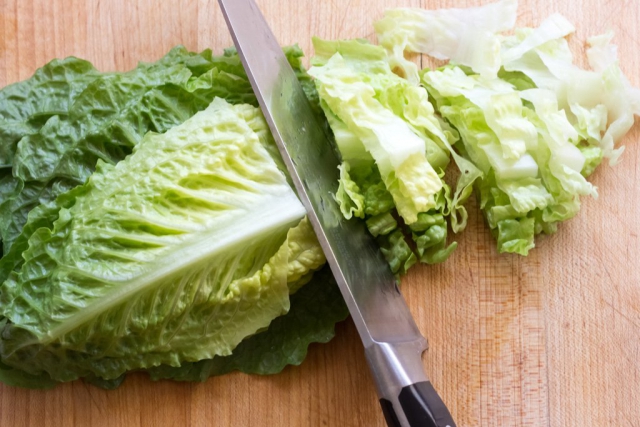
[1,0,639,426]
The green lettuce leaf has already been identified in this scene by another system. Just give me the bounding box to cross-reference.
[0,47,211,255]
[0,265,349,389]
[0,99,325,382]
[0,58,101,258]
[147,264,348,382]
[0,45,312,285]
[0,360,58,389]
[0,45,348,389]
[0,58,100,170]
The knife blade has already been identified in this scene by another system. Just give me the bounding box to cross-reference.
[217,1,457,426]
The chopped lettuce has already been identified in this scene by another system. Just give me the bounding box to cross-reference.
[374,0,518,83]
[309,39,445,224]
[422,66,601,255]
[378,0,638,255]
[309,38,477,270]
[501,17,640,165]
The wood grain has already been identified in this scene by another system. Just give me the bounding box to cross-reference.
[1,0,639,426]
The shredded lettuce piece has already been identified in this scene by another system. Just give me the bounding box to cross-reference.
[377,230,417,275]
[501,19,640,164]
[309,41,444,224]
[521,89,596,198]
[310,38,474,270]
[335,162,365,220]
[374,0,517,83]
[500,14,575,65]
[422,61,625,254]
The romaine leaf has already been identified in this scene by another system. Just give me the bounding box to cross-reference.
[0,47,216,257]
[0,262,349,390]
[0,45,315,284]
[147,264,348,382]
[0,58,101,255]
[0,361,58,389]
[0,45,348,389]
[0,99,324,382]
[1,48,259,252]
[0,58,100,169]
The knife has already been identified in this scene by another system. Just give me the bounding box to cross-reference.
[218,1,457,426]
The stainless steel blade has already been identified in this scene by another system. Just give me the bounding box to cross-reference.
[218,0,425,352]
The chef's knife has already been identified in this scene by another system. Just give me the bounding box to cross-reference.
[218,1,456,426]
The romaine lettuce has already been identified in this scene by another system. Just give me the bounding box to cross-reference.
[147,264,348,382]
[0,47,349,389]
[0,45,317,287]
[0,99,325,382]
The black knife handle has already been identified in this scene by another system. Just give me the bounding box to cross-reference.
[380,381,456,427]
[365,341,456,427]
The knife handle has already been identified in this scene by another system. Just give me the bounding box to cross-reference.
[365,340,456,427]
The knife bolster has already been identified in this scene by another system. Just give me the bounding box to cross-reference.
[365,339,429,404]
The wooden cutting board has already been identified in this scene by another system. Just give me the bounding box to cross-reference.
[1,0,638,425]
